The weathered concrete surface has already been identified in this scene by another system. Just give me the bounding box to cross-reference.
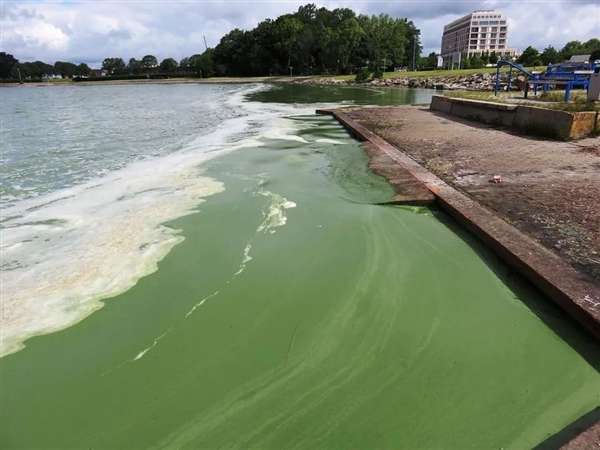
[317,106,600,341]
[560,421,600,449]
[430,95,598,139]
[362,141,435,205]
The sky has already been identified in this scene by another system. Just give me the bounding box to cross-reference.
[1,0,599,68]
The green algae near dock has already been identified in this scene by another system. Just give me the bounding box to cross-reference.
[1,85,599,449]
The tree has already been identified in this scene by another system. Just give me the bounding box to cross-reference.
[325,17,364,74]
[489,51,499,64]
[481,51,490,65]
[159,58,178,73]
[141,55,158,70]
[0,52,18,79]
[127,58,143,75]
[402,19,421,68]
[560,40,583,60]
[426,52,438,68]
[461,55,471,69]
[75,63,92,77]
[54,61,77,78]
[470,54,484,69]
[540,45,560,65]
[102,57,126,75]
[517,46,540,66]
[584,38,600,62]
[179,57,191,72]
[273,15,303,70]
[189,49,214,77]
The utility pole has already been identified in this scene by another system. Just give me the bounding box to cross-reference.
[412,38,417,71]
[203,36,208,51]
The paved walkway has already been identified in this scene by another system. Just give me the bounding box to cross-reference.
[343,106,600,285]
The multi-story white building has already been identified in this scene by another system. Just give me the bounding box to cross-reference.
[441,10,517,62]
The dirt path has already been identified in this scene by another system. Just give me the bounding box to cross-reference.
[343,106,600,285]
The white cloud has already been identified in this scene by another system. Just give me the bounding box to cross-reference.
[13,19,69,51]
[0,0,598,67]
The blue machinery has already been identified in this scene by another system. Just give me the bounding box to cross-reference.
[494,59,598,102]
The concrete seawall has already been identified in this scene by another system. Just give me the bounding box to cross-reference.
[430,95,599,140]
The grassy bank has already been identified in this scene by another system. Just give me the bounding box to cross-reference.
[332,66,539,81]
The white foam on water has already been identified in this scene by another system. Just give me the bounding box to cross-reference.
[233,243,254,277]
[185,291,220,318]
[0,85,339,357]
[132,328,172,361]
[0,152,226,357]
[256,189,297,234]
[316,138,344,145]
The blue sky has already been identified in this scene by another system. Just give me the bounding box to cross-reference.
[1,0,599,67]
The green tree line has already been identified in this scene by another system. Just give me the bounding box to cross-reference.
[0,54,94,79]
[430,39,600,71]
[208,4,421,76]
[516,39,600,66]
[0,4,422,80]
[1,5,598,80]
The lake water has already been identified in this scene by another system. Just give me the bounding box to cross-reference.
[1,83,599,449]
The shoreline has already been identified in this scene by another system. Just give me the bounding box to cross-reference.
[0,70,507,92]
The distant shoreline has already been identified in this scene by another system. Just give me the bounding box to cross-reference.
[0,76,303,88]
[0,67,526,91]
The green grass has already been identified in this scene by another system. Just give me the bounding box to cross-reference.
[332,66,539,81]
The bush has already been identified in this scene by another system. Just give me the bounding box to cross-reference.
[0,78,42,84]
[373,68,384,79]
[73,75,151,82]
[355,67,371,82]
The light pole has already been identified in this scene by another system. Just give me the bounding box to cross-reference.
[412,38,417,71]
[289,66,293,77]
[17,68,21,81]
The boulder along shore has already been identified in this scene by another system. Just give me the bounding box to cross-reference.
[295,72,519,91]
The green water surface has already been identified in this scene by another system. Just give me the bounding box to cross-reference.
[1,89,599,450]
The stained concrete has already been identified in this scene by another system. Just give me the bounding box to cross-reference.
[430,95,598,139]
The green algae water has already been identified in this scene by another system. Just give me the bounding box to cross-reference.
[1,83,599,449]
